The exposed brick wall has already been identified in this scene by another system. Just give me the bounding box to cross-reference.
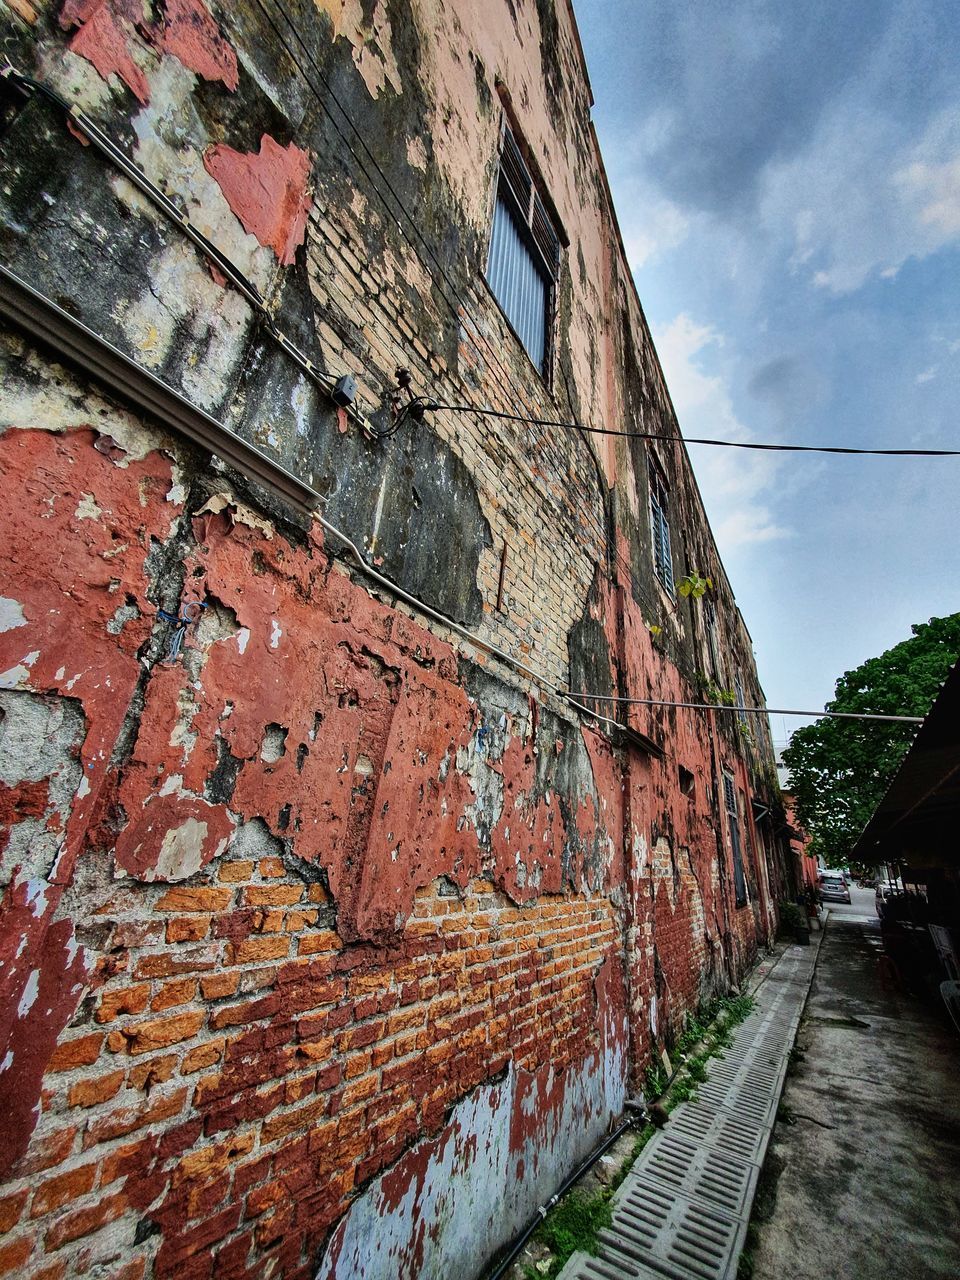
[0,1,789,1276]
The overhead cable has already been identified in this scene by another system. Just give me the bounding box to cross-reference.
[564,693,925,724]
[429,400,960,458]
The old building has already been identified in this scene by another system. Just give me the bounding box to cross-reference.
[0,1,789,1276]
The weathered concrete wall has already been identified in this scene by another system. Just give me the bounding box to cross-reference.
[0,2,787,1277]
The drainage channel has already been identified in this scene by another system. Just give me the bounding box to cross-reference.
[558,940,820,1280]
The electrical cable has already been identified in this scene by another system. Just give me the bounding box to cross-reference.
[0,60,374,436]
[4,57,934,726]
[429,400,960,458]
[563,693,925,724]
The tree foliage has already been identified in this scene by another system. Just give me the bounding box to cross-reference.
[781,613,960,866]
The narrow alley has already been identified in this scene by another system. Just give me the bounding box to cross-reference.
[751,890,960,1280]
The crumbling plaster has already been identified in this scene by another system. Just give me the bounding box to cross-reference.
[0,1,787,1276]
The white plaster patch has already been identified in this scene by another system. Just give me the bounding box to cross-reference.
[25,879,49,918]
[74,492,103,520]
[270,620,282,650]
[17,969,40,1018]
[0,598,27,634]
[236,627,251,655]
[0,1051,12,1073]
[0,652,40,689]
[148,817,209,882]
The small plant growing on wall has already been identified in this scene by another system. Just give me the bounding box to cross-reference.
[676,572,713,599]
[696,672,737,706]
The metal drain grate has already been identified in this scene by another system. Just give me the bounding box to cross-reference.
[556,1251,665,1279]
[557,945,818,1280]
[599,1178,746,1280]
[667,1102,769,1163]
[623,1132,759,1216]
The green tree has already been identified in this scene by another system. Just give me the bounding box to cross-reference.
[781,613,960,865]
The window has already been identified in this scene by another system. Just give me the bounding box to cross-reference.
[648,461,674,594]
[705,598,722,681]
[723,771,748,907]
[486,123,560,376]
[734,672,748,726]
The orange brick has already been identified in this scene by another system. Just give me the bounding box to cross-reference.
[242,885,303,907]
[343,1052,372,1079]
[339,1074,378,1109]
[13,1127,77,1175]
[285,910,318,932]
[152,978,196,1011]
[245,1179,284,1217]
[298,931,341,955]
[261,1097,326,1144]
[98,1136,155,1186]
[218,860,255,883]
[114,1011,205,1056]
[82,1088,186,1148]
[199,972,240,1000]
[166,916,211,943]
[155,887,233,912]
[0,1236,31,1277]
[128,1054,178,1090]
[258,858,285,878]
[307,884,330,903]
[95,984,150,1024]
[44,1192,125,1249]
[31,1164,97,1217]
[46,1033,104,1072]
[28,1261,67,1280]
[67,1070,125,1108]
[0,1189,28,1233]
[103,1261,144,1280]
[181,1040,225,1074]
[133,947,219,979]
[228,937,289,965]
[295,1037,334,1062]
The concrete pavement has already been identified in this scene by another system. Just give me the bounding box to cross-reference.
[750,888,960,1280]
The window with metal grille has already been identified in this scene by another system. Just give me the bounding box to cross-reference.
[485,123,560,376]
[648,462,674,593]
[723,771,748,907]
[705,597,723,680]
[734,673,748,726]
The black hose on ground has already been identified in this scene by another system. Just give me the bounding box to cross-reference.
[484,1115,636,1280]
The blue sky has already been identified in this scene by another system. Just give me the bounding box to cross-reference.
[574,0,960,747]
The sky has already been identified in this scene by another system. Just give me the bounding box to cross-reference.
[574,0,960,748]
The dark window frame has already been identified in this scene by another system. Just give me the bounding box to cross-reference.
[648,459,675,595]
[485,122,560,380]
[723,769,749,908]
[734,672,748,726]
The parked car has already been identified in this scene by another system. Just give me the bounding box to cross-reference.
[819,870,851,904]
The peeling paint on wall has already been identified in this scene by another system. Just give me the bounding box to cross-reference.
[204,136,313,265]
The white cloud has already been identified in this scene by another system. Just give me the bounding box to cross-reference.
[915,366,938,384]
[896,154,960,238]
[768,107,960,295]
[653,314,791,550]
